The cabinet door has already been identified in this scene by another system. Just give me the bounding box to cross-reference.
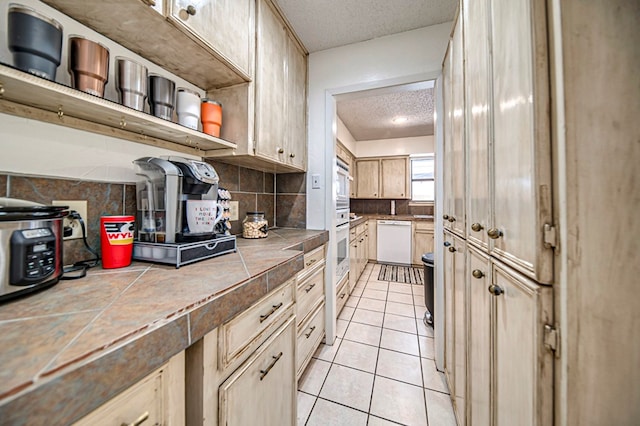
[452,233,467,425]
[255,0,287,163]
[489,0,553,283]
[450,19,466,237]
[367,219,377,261]
[170,0,254,75]
[442,44,454,229]
[463,0,491,250]
[380,157,408,198]
[443,231,455,395]
[412,222,434,265]
[356,159,380,198]
[467,246,491,426]
[350,160,358,198]
[285,36,307,170]
[349,239,358,288]
[493,262,553,426]
[219,317,296,426]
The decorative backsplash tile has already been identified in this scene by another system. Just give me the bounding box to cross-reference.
[350,198,433,216]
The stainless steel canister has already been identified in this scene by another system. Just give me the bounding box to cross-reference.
[115,57,148,111]
[148,74,176,121]
[68,36,110,97]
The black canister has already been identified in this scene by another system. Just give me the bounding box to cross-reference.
[8,5,63,81]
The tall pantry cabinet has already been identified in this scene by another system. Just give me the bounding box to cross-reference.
[441,0,555,425]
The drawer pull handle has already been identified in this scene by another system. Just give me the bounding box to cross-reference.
[306,258,317,267]
[339,293,346,299]
[259,352,283,380]
[305,326,316,338]
[305,283,316,293]
[121,412,149,426]
[259,302,283,323]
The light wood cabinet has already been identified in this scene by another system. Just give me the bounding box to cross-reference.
[169,0,254,77]
[219,317,296,426]
[297,303,325,378]
[355,159,379,198]
[336,274,349,316]
[367,219,377,261]
[412,221,434,265]
[74,352,185,426]
[207,0,308,173]
[354,156,409,199]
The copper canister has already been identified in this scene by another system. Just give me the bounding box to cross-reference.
[68,36,110,97]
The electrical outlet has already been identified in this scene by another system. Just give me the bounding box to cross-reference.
[228,201,239,221]
[52,200,88,240]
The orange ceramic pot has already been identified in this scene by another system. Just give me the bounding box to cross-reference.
[201,99,222,137]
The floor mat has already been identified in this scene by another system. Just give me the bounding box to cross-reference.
[378,264,424,285]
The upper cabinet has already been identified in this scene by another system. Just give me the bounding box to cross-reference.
[41,0,253,89]
[354,157,409,199]
[206,0,308,173]
[168,0,255,78]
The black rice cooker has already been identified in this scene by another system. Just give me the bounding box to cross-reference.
[0,198,68,303]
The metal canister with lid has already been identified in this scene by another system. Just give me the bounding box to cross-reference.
[242,211,268,239]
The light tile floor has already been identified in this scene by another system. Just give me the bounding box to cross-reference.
[297,263,457,426]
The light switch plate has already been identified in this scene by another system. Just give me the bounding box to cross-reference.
[312,174,321,189]
[229,201,239,221]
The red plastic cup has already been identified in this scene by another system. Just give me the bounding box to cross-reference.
[100,215,135,269]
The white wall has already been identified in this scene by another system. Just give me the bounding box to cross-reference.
[336,117,356,154]
[0,0,201,183]
[307,22,452,343]
[355,135,434,157]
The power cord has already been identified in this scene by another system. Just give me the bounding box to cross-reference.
[61,210,100,280]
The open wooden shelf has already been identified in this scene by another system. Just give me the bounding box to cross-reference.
[0,64,237,156]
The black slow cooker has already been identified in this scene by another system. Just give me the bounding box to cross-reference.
[0,198,68,303]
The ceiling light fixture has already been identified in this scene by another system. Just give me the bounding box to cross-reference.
[392,116,408,124]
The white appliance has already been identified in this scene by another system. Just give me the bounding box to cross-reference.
[336,158,350,210]
[376,220,412,265]
[335,208,350,281]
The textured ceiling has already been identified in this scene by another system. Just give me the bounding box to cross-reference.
[274,0,457,53]
[273,0,456,141]
[337,84,435,140]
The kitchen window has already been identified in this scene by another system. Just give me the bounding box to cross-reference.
[410,155,435,202]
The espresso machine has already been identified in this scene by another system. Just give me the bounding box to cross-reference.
[132,156,236,267]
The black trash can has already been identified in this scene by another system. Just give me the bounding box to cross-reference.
[421,252,435,326]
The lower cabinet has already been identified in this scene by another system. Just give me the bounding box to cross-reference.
[412,221,434,265]
[296,303,325,378]
[348,222,369,293]
[445,239,554,426]
[218,317,297,426]
[73,352,185,426]
[335,273,349,316]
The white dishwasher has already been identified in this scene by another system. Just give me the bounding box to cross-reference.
[376,220,412,265]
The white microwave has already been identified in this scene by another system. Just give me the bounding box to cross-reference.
[336,158,350,210]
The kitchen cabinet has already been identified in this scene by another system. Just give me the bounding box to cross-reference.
[73,351,185,426]
[367,219,377,261]
[348,222,368,292]
[219,317,296,426]
[354,156,409,199]
[186,279,296,426]
[336,274,349,316]
[442,16,466,237]
[207,0,308,173]
[443,230,467,425]
[467,245,553,426]
[168,0,254,77]
[41,0,251,89]
[411,221,434,265]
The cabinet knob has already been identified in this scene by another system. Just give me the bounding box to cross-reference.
[472,269,484,279]
[488,284,504,296]
[448,217,456,223]
[443,214,450,220]
[186,5,196,15]
[471,223,484,232]
[448,246,456,253]
[289,152,295,158]
[444,241,451,247]
[487,228,503,239]
[277,147,284,154]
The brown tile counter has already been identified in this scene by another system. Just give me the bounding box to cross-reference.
[0,228,328,425]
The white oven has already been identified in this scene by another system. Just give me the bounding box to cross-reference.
[336,158,350,210]
[335,208,350,281]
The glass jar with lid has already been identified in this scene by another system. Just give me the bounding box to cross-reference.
[242,211,268,238]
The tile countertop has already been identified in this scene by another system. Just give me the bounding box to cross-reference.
[350,214,434,227]
[0,228,328,425]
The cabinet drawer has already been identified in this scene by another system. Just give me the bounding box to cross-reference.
[415,221,435,231]
[219,279,294,369]
[336,273,350,315]
[74,352,184,426]
[219,316,296,426]
[297,303,325,378]
[298,245,325,281]
[296,267,325,327]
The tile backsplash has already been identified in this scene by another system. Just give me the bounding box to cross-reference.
[1,164,307,265]
[350,198,434,216]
